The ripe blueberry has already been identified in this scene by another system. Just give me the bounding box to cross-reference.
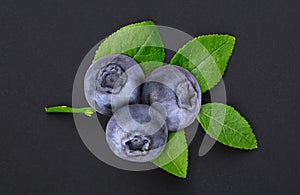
[141,65,201,131]
[84,54,144,115]
[106,104,168,162]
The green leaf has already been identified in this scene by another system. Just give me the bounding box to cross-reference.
[198,103,258,150]
[170,34,235,93]
[45,106,96,117]
[94,21,165,76]
[152,130,188,178]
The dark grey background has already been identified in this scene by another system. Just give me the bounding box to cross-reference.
[0,0,299,194]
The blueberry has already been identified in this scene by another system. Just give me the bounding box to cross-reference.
[106,104,168,162]
[84,54,145,115]
[141,65,201,131]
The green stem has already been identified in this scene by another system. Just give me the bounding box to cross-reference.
[45,106,96,117]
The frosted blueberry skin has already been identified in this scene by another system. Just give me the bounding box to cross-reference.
[141,65,201,131]
[106,104,168,162]
[84,54,145,115]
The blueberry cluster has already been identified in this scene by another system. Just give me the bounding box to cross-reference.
[84,54,201,162]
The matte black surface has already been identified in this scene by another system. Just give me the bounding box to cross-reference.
[0,0,299,194]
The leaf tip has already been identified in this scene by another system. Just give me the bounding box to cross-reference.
[227,34,236,40]
[228,35,236,47]
[140,20,155,25]
[177,173,187,179]
[84,112,94,117]
[252,139,259,149]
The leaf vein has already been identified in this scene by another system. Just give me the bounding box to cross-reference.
[201,111,253,145]
[192,40,230,73]
[132,30,155,60]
